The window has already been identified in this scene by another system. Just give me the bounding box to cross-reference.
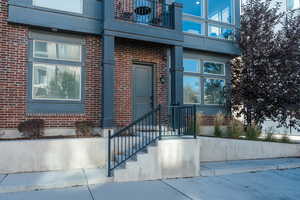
[208,0,233,24]
[183,76,201,104]
[178,0,235,40]
[183,59,200,72]
[183,21,204,35]
[204,79,225,105]
[177,0,203,17]
[287,0,300,10]
[32,40,82,101]
[208,25,234,40]
[32,64,81,101]
[183,58,226,105]
[204,62,225,75]
[33,0,83,14]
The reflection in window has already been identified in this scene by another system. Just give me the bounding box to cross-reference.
[32,64,81,101]
[208,25,234,40]
[287,0,300,10]
[183,21,204,35]
[204,79,225,105]
[33,0,83,13]
[34,41,81,62]
[204,62,225,75]
[177,0,203,16]
[183,76,201,104]
[208,0,233,24]
[183,59,201,72]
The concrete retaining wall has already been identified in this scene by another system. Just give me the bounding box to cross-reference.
[114,139,201,182]
[200,137,300,162]
[0,138,106,174]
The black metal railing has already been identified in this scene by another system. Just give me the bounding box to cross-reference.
[107,104,197,177]
[115,0,173,29]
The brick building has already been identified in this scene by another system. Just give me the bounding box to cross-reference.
[0,0,241,137]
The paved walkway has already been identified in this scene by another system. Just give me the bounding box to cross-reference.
[1,158,300,194]
[0,168,300,200]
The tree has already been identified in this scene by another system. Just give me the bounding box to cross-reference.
[231,0,300,130]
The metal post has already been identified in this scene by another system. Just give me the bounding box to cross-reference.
[107,130,112,177]
[193,105,197,139]
[159,105,162,140]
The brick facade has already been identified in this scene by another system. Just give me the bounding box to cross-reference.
[114,38,169,127]
[0,0,102,129]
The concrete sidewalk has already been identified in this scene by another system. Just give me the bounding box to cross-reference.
[1,168,300,200]
[0,158,300,194]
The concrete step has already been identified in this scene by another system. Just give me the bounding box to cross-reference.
[201,158,300,177]
[113,141,161,182]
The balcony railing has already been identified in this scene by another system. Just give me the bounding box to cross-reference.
[115,0,173,29]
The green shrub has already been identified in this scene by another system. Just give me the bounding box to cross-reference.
[264,127,276,142]
[226,119,244,139]
[245,125,261,140]
[196,113,204,135]
[213,113,225,137]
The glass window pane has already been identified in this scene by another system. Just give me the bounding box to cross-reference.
[204,62,225,75]
[221,27,235,40]
[183,59,200,72]
[32,63,81,101]
[288,0,300,10]
[34,41,57,59]
[208,25,234,40]
[33,0,83,13]
[58,43,81,62]
[208,0,233,24]
[208,25,220,38]
[183,76,201,104]
[177,0,203,16]
[204,79,225,105]
[183,21,203,35]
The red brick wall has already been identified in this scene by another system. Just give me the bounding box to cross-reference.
[0,0,102,129]
[114,38,169,127]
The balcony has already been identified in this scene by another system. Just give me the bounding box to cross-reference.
[115,0,174,29]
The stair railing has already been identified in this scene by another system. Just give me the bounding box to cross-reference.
[108,105,162,177]
[107,104,197,177]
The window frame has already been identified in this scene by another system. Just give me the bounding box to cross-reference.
[183,56,227,106]
[28,32,85,106]
[32,0,84,14]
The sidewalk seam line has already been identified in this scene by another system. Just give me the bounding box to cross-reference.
[161,180,194,200]
[82,169,95,200]
[0,174,8,185]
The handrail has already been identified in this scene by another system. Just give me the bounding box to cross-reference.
[107,104,197,177]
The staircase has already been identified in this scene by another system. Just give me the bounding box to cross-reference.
[107,105,197,179]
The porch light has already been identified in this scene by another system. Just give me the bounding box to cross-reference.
[160,75,166,84]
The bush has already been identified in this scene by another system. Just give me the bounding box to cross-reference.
[213,113,225,137]
[226,119,244,139]
[196,113,204,135]
[245,125,261,140]
[264,127,276,142]
[75,121,94,137]
[17,119,45,139]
